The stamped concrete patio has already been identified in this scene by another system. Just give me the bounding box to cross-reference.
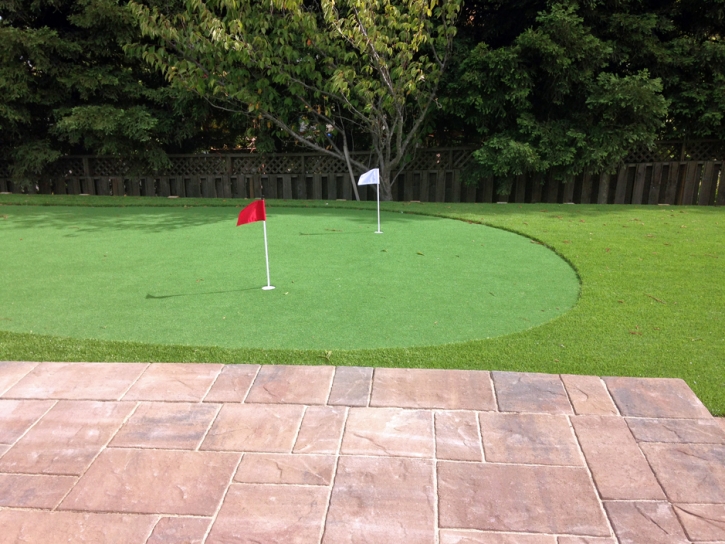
[0,362,723,543]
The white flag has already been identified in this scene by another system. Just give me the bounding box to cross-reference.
[358,168,379,186]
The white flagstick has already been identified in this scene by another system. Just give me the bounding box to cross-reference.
[375,182,382,234]
[358,168,382,234]
[261,220,275,290]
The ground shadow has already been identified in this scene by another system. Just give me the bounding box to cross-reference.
[146,287,260,300]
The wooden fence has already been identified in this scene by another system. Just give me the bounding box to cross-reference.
[1,142,723,205]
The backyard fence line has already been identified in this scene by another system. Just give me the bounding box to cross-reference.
[1,142,723,206]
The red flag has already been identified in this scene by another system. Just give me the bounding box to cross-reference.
[236,200,266,226]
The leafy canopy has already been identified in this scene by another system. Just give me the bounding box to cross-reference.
[128,0,461,199]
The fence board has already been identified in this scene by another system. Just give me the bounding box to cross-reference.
[631,164,647,204]
[252,175,262,198]
[648,163,663,204]
[697,162,716,206]
[452,171,461,202]
[342,174,352,200]
[562,179,575,203]
[545,175,558,203]
[529,174,542,204]
[717,165,725,206]
[579,173,592,204]
[0,179,8,192]
[614,166,629,204]
[201,177,216,198]
[681,162,699,205]
[664,162,680,204]
[312,175,322,200]
[482,177,494,203]
[515,175,526,203]
[435,170,446,202]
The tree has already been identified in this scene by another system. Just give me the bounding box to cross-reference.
[0,0,250,185]
[128,0,461,200]
[443,2,668,186]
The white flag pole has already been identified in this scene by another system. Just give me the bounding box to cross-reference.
[261,220,275,290]
[375,182,382,234]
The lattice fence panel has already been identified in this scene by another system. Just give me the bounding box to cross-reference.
[452,149,475,169]
[168,156,227,177]
[684,141,725,161]
[89,158,131,177]
[46,158,84,178]
[232,156,265,175]
[260,155,303,174]
[623,142,682,163]
[408,150,450,171]
[305,154,347,174]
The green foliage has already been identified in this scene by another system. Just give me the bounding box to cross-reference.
[0,0,250,184]
[441,0,724,188]
[446,3,669,183]
[127,0,461,199]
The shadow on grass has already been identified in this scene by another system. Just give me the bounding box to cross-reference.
[0,201,434,234]
[146,287,260,300]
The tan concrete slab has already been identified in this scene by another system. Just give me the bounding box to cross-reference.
[0,398,54,444]
[0,361,38,395]
[561,375,618,415]
[439,531,556,543]
[109,401,220,450]
[201,403,305,452]
[626,417,725,444]
[571,415,665,500]
[293,405,346,454]
[604,377,711,419]
[438,461,609,536]
[0,473,76,508]
[146,517,211,544]
[207,483,329,544]
[4,362,147,400]
[203,364,259,402]
[123,363,222,402]
[371,368,495,410]
[604,501,689,544]
[60,448,239,515]
[328,366,373,406]
[0,510,157,543]
[479,412,583,466]
[341,407,434,457]
[0,400,135,475]
[234,453,335,485]
[493,372,573,414]
[435,411,482,461]
[641,443,725,503]
[323,456,435,544]
[245,364,335,405]
[673,504,725,542]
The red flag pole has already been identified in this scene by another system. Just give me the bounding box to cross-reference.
[262,219,274,290]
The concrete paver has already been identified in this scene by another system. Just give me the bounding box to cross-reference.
[146,517,211,544]
[492,371,573,413]
[0,362,722,543]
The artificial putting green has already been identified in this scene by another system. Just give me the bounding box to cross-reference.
[0,205,579,349]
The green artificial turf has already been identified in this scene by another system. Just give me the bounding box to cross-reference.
[0,204,578,349]
[1,195,724,414]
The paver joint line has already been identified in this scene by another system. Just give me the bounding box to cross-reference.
[0,363,720,544]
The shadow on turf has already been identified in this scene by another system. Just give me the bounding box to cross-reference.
[146,287,260,299]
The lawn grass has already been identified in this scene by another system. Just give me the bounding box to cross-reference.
[2,194,724,414]
[0,205,578,349]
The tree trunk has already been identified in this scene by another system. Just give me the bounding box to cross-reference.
[380,165,394,201]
